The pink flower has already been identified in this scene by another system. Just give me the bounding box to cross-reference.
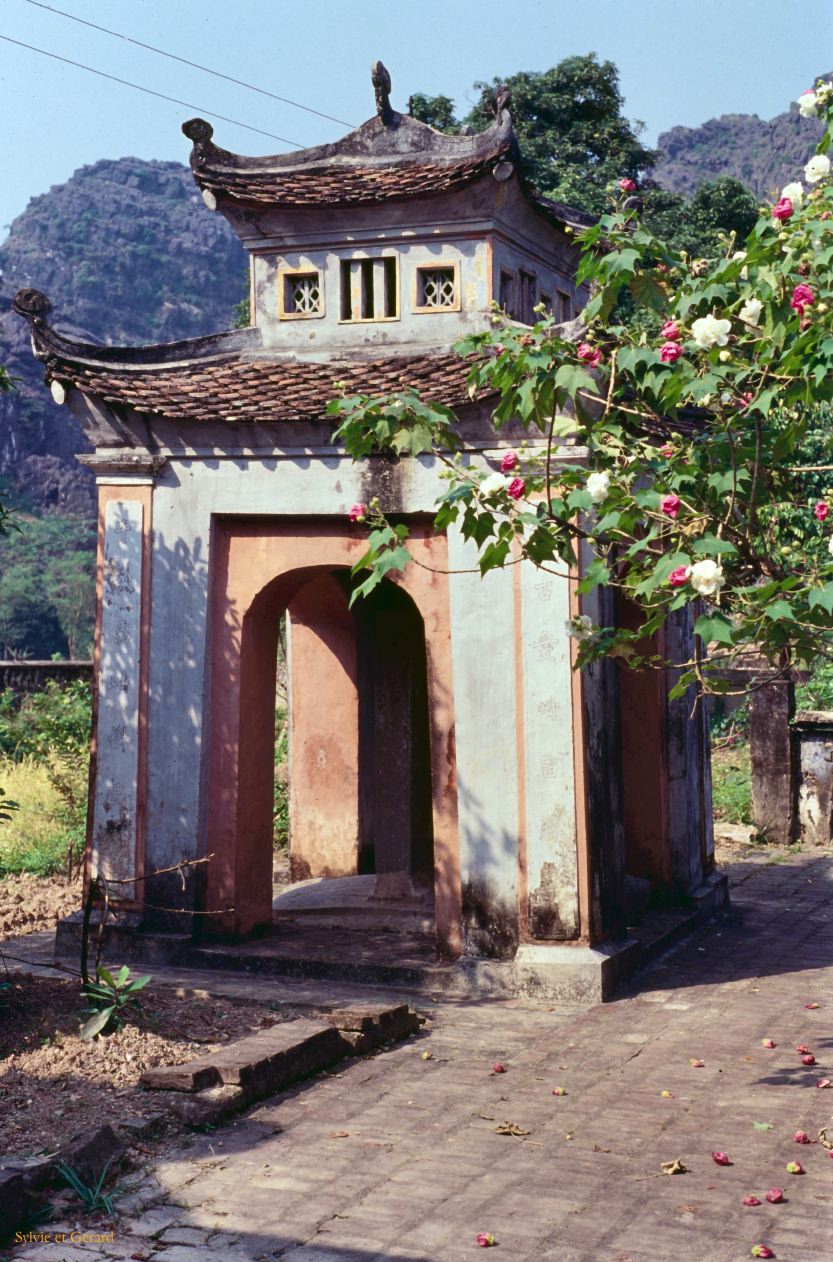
[814,501,829,521]
[500,450,518,472]
[802,1054,816,1065]
[793,1131,811,1144]
[796,1044,812,1054]
[507,477,526,500]
[712,1151,731,1165]
[659,442,674,458]
[492,1062,506,1074]
[660,494,681,518]
[577,342,602,367]
[791,283,815,311]
[552,1086,567,1096]
[476,1233,497,1248]
[786,1161,804,1174]
[689,1058,704,1067]
[816,1078,831,1088]
[765,1188,784,1204]
[661,319,682,341]
[660,341,683,363]
[751,1246,774,1259]
[805,1001,820,1009]
[772,197,794,221]
[742,1196,762,1207]
[348,502,367,523]
[762,1039,776,1049]
[619,177,637,192]
[668,566,689,588]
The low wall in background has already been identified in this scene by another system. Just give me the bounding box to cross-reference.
[0,660,93,694]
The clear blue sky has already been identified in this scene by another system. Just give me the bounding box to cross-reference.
[1,0,831,235]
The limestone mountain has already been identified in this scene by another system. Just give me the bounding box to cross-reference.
[0,157,245,516]
[655,99,825,199]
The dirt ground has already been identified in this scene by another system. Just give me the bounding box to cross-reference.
[0,871,82,940]
[0,972,289,1158]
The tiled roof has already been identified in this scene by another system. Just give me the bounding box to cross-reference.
[196,154,509,208]
[184,110,518,210]
[59,353,481,423]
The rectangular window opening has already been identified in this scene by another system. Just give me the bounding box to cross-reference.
[340,260,352,321]
[557,290,572,323]
[518,269,536,325]
[383,257,397,317]
[340,256,398,321]
[499,270,514,317]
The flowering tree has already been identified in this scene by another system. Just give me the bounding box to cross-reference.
[329,83,833,699]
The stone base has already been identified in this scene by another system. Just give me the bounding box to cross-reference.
[53,873,729,1004]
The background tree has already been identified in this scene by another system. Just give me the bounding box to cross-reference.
[408,93,460,132]
[463,56,657,215]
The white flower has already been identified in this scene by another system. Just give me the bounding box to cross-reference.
[738,297,763,326]
[828,535,833,557]
[817,82,832,106]
[805,154,831,184]
[691,314,732,349]
[565,614,594,641]
[732,250,749,280]
[798,91,818,118]
[687,558,725,597]
[480,472,509,496]
[781,181,804,208]
[586,470,611,502]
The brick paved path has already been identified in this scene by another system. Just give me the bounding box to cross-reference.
[12,851,833,1262]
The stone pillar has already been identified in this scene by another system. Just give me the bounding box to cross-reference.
[749,678,796,844]
[794,711,833,844]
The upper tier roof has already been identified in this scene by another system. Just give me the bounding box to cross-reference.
[11,288,485,424]
[182,91,517,210]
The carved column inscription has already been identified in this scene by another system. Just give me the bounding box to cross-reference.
[92,500,143,893]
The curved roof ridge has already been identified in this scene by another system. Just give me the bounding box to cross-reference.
[182,107,515,176]
[12,289,260,370]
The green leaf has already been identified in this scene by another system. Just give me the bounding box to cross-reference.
[694,612,735,646]
[690,536,738,558]
[764,600,796,622]
[123,975,152,994]
[80,1008,113,1041]
[808,582,833,615]
[97,967,116,990]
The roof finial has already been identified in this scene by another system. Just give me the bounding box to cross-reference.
[12,289,52,324]
[371,61,394,126]
[493,84,511,119]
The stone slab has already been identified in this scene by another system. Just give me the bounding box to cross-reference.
[141,1019,344,1095]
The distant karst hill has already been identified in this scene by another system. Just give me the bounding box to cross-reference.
[655,98,825,198]
[0,157,245,516]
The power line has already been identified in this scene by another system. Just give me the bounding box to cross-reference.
[23,0,356,130]
[0,34,304,147]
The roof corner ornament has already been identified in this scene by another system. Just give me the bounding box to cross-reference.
[372,61,394,126]
[494,84,511,119]
[182,117,215,166]
[12,288,52,325]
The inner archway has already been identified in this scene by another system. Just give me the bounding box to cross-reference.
[203,519,460,954]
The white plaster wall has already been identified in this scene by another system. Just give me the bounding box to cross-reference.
[253,238,490,352]
[520,559,579,937]
[447,530,520,924]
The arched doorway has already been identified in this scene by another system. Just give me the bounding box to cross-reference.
[202,518,460,954]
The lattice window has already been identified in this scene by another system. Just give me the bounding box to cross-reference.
[417,267,457,309]
[284,272,321,315]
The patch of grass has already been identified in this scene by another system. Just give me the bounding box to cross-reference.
[711,740,752,825]
[0,756,84,876]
